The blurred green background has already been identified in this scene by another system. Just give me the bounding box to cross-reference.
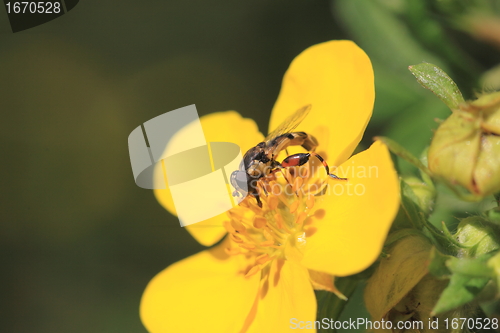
[1,1,499,332]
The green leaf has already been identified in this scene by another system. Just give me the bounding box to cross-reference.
[441,221,468,249]
[403,0,480,88]
[397,179,463,255]
[384,98,449,170]
[369,63,423,123]
[399,180,426,229]
[488,251,500,293]
[334,0,447,75]
[486,207,500,225]
[423,219,462,256]
[418,147,434,189]
[316,277,360,331]
[334,0,450,124]
[403,176,435,215]
[447,256,494,278]
[432,273,490,314]
[385,228,428,247]
[408,63,465,109]
[390,176,424,232]
[428,247,452,278]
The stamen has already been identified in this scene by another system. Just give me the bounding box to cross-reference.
[289,200,300,214]
[263,229,275,242]
[274,213,284,229]
[262,182,272,195]
[231,220,247,233]
[239,200,250,208]
[226,156,332,273]
[305,227,317,237]
[230,233,244,243]
[304,216,314,226]
[295,212,307,225]
[248,201,263,215]
[306,194,315,209]
[223,221,236,234]
[256,254,271,264]
[267,195,279,211]
[228,209,244,220]
[271,181,282,196]
[275,190,293,208]
[253,216,267,229]
[272,213,291,234]
[245,265,262,278]
[300,166,310,179]
[259,240,275,247]
[314,209,326,220]
[239,243,256,250]
[292,177,304,193]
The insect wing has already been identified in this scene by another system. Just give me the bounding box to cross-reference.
[265,104,311,141]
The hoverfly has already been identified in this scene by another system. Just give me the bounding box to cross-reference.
[230,105,345,207]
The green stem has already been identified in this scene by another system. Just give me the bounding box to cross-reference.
[375,136,432,176]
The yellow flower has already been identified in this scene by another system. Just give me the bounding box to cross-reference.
[140,41,400,333]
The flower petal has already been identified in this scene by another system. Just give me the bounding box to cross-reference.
[140,240,261,333]
[302,141,399,276]
[154,111,264,246]
[269,40,374,166]
[245,259,317,333]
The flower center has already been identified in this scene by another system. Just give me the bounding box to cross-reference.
[224,163,327,278]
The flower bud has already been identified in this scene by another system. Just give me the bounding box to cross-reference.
[455,216,500,258]
[365,230,483,332]
[428,92,500,198]
[391,275,450,333]
[403,176,436,215]
[364,230,433,329]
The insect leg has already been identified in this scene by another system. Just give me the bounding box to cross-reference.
[254,193,263,207]
[267,163,299,197]
[311,153,347,180]
[260,178,270,196]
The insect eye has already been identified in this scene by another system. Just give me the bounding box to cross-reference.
[235,171,249,188]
